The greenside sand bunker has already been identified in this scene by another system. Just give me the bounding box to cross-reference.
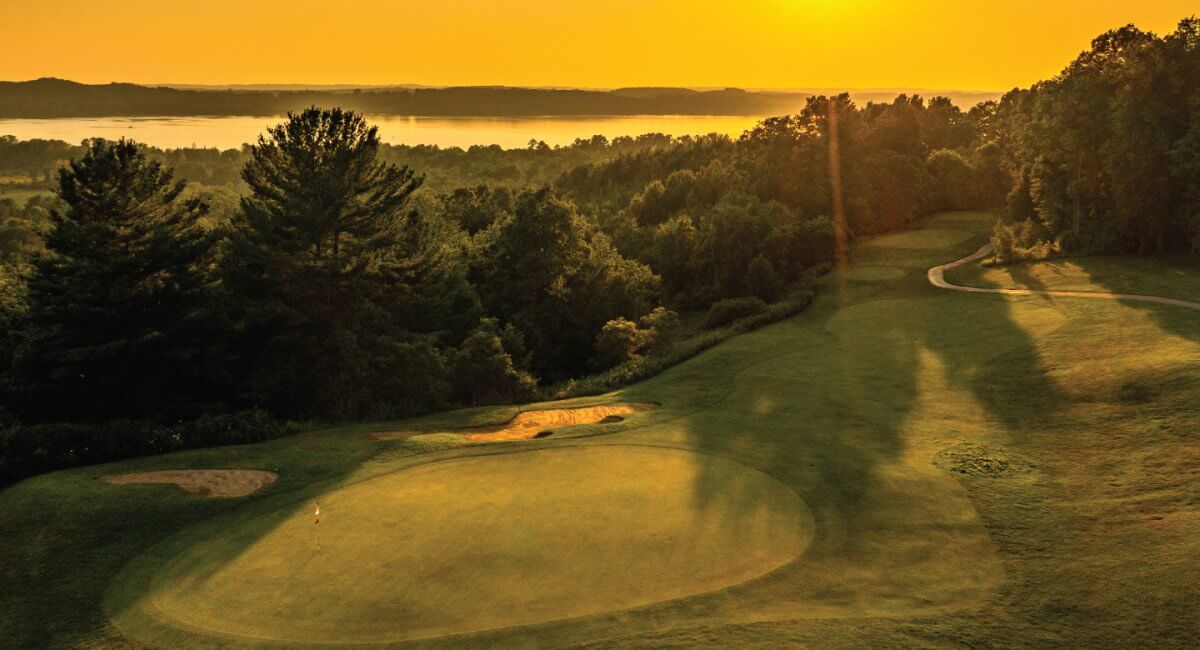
[369,402,659,442]
[112,445,811,644]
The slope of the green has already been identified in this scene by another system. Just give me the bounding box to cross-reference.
[2,211,1198,647]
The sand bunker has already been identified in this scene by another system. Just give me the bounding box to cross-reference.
[100,470,278,498]
[369,403,658,442]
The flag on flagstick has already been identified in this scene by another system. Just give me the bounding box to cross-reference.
[313,502,322,551]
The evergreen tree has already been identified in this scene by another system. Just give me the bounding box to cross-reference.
[223,108,437,418]
[14,139,220,422]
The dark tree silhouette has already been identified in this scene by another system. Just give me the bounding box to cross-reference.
[223,108,441,417]
[14,139,220,422]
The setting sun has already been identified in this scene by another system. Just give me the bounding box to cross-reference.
[0,1,1194,89]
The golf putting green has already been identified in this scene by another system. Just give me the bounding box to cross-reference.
[124,445,811,644]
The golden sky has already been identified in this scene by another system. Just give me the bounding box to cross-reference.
[0,1,1194,90]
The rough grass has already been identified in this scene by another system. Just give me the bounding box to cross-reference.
[2,210,1199,646]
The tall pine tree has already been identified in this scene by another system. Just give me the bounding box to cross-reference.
[223,108,442,418]
[14,139,220,422]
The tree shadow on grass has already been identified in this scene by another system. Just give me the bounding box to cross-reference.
[594,216,1069,636]
[1076,256,1200,345]
[1007,263,1051,294]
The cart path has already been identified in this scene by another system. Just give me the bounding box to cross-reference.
[928,244,1200,311]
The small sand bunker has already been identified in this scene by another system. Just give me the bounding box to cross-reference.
[370,403,658,442]
[100,469,278,498]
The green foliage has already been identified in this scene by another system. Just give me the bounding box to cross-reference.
[746,254,784,301]
[11,139,222,423]
[561,91,1001,309]
[627,169,696,227]
[988,219,1061,265]
[223,108,451,419]
[993,18,1200,254]
[449,319,537,406]
[638,306,681,351]
[439,184,513,235]
[591,318,654,370]
[474,186,660,379]
[926,148,976,211]
[704,297,768,329]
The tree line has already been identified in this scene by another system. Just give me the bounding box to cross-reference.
[0,94,1006,479]
[0,131,677,200]
[989,17,1200,260]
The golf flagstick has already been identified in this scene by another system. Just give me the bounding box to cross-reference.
[314,502,321,551]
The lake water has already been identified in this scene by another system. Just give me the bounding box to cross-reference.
[0,115,765,150]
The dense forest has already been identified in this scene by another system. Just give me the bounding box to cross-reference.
[2,17,1195,482]
[989,18,1200,260]
[0,131,682,196]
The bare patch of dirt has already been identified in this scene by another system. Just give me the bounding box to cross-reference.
[99,469,278,498]
[369,403,659,442]
[934,443,1034,478]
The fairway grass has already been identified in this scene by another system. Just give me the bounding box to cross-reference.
[4,211,1200,646]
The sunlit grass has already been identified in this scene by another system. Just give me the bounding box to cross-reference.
[3,211,1199,646]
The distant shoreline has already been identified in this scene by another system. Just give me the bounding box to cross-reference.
[0,79,1003,120]
[0,114,766,151]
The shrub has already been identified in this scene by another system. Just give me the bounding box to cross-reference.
[591,318,654,369]
[988,219,1061,265]
[704,297,768,329]
[638,306,681,351]
[449,322,537,406]
[745,254,783,301]
[180,409,284,447]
